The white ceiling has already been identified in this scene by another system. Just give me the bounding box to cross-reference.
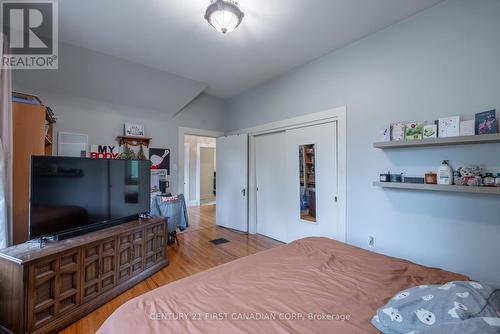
[59,0,444,99]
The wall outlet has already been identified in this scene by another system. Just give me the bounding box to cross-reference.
[368,236,375,248]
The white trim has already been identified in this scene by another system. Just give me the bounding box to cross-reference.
[242,106,347,243]
[227,108,345,136]
[178,127,224,196]
[196,142,216,206]
[187,200,199,207]
[183,142,190,202]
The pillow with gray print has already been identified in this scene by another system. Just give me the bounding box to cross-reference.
[371,281,500,334]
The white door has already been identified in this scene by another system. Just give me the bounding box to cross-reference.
[216,134,248,232]
[286,122,338,241]
[255,131,288,242]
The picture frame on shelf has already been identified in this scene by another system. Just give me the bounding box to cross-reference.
[124,123,145,137]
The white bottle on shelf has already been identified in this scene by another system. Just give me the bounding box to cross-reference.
[438,160,453,185]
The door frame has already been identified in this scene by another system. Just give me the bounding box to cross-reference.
[183,142,190,203]
[227,106,347,243]
[177,127,224,197]
[196,142,216,206]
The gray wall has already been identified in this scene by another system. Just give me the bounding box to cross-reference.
[13,43,227,194]
[12,89,227,193]
[227,0,500,285]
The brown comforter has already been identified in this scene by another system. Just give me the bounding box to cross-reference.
[97,237,467,334]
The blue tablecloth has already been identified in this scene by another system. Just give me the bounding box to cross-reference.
[150,194,189,233]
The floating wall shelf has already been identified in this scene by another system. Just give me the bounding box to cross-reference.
[373,182,500,195]
[373,133,500,149]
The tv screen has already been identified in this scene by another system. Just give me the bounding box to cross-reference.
[30,156,151,239]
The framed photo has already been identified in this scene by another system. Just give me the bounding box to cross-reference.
[124,123,145,137]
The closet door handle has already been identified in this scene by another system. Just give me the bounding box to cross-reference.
[241,189,246,196]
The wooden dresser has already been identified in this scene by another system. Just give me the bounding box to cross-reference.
[0,217,168,334]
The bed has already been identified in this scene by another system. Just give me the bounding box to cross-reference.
[97,237,467,334]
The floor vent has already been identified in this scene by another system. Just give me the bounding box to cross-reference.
[210,238,230,245]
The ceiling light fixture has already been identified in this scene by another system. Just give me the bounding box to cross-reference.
[204,0,245,34]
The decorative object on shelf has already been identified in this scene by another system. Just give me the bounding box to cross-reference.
[453,168,466,186]
[495,173,500,187]
[483,173,496,187]
[424,172,437,184]
[475,110,497,135]
[423,124,437,139]
[124,122,145,137]
[204,0,245,34]
[438,116,460,138]
[460,166,483,187]
[380,173,390,182]
[391,123,405,141]
[389,173,403,183]
[460,120,475,136]
[117,135,152,147]
[405,122,423,141]
[379,124,391,142]
[90,144,120,159]
[403,177,425,184]
[438,160,453,185]
[137,145,148,160]
[117,143,137,160]
[149,148,170,173]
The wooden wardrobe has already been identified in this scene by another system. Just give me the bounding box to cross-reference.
[12,93,55,244]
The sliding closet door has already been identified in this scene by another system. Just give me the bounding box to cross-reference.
[216,134,248,232]
[255,132,288,242]
[286,122,339,241]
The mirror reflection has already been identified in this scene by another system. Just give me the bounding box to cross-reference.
[299,144,316,223]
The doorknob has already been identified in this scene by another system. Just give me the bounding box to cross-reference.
[241,189,246,196]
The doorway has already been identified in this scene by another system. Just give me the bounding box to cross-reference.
[183,135,216,207]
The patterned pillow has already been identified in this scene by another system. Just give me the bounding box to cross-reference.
[371,281,500,334]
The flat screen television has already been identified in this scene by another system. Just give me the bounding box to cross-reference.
[30,156,151,240]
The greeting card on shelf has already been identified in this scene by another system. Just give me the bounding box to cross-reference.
[475,110,497,135]
[438,116,460,138]
[460,120,475,136]
[405,122,423,141]
[378,124,391,142]
[391,123,405,141]
[423,124,437,139]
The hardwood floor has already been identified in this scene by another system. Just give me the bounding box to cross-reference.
[59,204,283,334]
